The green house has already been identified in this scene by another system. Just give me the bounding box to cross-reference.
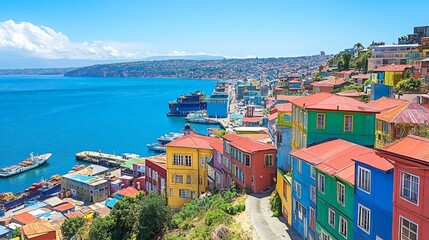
[314,139,374,240]
[289,93,379,150]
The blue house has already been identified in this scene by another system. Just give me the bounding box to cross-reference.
[352,151,394,240]
[290,149,319,240]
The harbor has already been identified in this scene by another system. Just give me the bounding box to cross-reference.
[75,151,132,167]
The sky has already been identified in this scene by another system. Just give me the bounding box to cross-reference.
[1,0,429,68]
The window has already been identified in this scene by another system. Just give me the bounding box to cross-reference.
[297,159,302,174]
[321,231,330,240]
[175,175,183,183]
[358,204,370,234]
[400,217,418,240]
[185,155,192,166]
[310,166,316,179]
[339,216,347,238]
[382,121,389,133]
[264,154,273,167]
[225,142,231,154]
[303,112,307,128]
[297,201,304,220]
[179,189,189,198]
[173,154,183,165]
[245,154,251,167]
[344,115,353,132]
[318,173,325,194]
[358,166,371,193]
[251,175,254,184]
[376,236,383,240]
[328,208,335,227]
[310,207,315,230]
[191,191,195,199]
[186,175,191,184]
[310,186,316,203]
[401,172,419,204]
[317,113,326,129]
[337,182,345,205]
[296,182,302,198]
[169,188,173,196]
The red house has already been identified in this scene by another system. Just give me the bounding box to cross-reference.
[222,134,277,193]
[379,135,429,240]
[145,155,167,195]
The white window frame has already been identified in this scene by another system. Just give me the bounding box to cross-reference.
[297,201,304,220]
[297,159,302,174]
[376,236,383,240]
[175,175,183,183]
[357,166,371,194]
[179,189,189,198]
[169,188,173,196]
[357,204,370,234]
[339,216,347,238]
[400,216,418,240]
[400,172,419,205]
[310,165,316,179]
[321,230,330,240]
[264,154,273,167]
[318,173,325,194]
[296,182,302,198]
[310,186,316,203]
[328,208,335,227]
[337,182,345,206]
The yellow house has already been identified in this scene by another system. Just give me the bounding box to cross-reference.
[368,97,429,148]
[165,133,222,209]
[276,169,292,225]
[373,64,412,86]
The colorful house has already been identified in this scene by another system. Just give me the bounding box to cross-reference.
[21,220,57,240]
[165,133,221,209]
[288,79,303,91]
[275,103,293,171]
[372,64,412,87]
[208,140,227,190]
[276,169,293,225]
[145,155,167,195]
[367,97,429,148]
[378,135,429,240]
[352,151,394,240]
[289,93,379,150]
[222,134,276,193]
[314,139,374,240]
[311,78,349,94]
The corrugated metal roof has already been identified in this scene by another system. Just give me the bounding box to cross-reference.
[223,134,276,153]
[381,135,429,163]
[166,133,222,150]
[12,212,38,225]
[352,151,393,171]
[276,103,292,112]
[22,220,56,238]
[372,64,411,72]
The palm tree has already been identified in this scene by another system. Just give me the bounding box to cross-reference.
[353,42,364,50]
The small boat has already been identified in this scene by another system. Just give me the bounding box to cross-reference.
[185,112,220,125]
[146,143,166,153]
[0,153,52,178]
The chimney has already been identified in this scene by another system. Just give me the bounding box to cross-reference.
[337,105,339,110]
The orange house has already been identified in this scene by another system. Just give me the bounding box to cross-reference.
[222,134,277,193]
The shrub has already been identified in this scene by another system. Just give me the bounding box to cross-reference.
[205,210,232,227]
[269,190,282,217]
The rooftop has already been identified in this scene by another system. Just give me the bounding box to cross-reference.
[52,202,75,212]
[12,212,38,225]
[372,64,411,72]
[22,220,56,238]
[120,157,145,170]
[276,103,292,112]
[381,135,429,164]
[311,78,345,87]
[223,134,276,153]
[368,97,429,123]
[352,151,393,172]
[335,90,366,97]
[276,95,302,102]
[289,92,379,113]
[165,133,222,150]
[116,187,140,198]
[242,117,263,123]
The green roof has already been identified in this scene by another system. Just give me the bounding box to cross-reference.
[120,158,145,169]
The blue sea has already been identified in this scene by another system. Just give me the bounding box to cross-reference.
[0,75,219,193]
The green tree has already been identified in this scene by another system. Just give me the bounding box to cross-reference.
[353,42,364,50]
[413,124,429,139]
[341,52,352,70]
[395,78,422,94]
[136,192,173,240]
[61,216,86,240]
[215,129,227,138]
[12,228,21,239]
[88,216,114,240]
[110,196,140,240]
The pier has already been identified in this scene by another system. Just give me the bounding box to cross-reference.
[75,151,126,167]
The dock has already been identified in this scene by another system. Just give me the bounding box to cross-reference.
[75,151,126,167]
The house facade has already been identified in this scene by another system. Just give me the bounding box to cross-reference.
[379,135,429,240]
[165,133,221,209]
[145,155,167,195]
[208,141,227,190]
[352,151,394,240]
[276,169,293,226]
[222,134,277,193]
[289,93,379,150]
[275,103,293,171]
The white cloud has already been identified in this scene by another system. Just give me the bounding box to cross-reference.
[0,20,227,61]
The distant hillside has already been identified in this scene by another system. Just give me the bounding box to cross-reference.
[65,55,330,80]
[0,67,75,75]
[143,55,225,61]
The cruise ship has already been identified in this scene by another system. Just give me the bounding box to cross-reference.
[0,153,52,177]
[167,91,207,116]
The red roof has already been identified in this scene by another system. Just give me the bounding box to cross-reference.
[210,140,224,153]
[335,90,366,97]
[381,135,429,163]
[53,202,75,212]
[289,92,379,113]
[352,151,393,171]
[145,155,167,170]
[276,103,292,112]
[166,133,222,150]
[242,117,263,123]
[268,112,278,121]
[351,74,370,79]
[116,186,140,198]
[12,212,38,225]
[368,97,429,123]
[372,64,411,72]
[291,139,374,185]
[64,210,85,219]
[276,95,302,102]
[367,97,408,113]
[223,134,276,153]
[311,78,345,87]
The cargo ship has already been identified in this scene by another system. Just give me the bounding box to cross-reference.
[0,153,51,178]
[167,91,207,116]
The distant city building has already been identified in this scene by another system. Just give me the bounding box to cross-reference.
[367,44,418,71]
[398,26,429,45]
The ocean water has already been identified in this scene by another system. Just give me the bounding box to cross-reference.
[0,75,219,193]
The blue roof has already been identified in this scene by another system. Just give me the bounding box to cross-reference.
[105,198,118,209]
[0,225,10,236]
[230,114,243,119]
[68,174,95,183]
